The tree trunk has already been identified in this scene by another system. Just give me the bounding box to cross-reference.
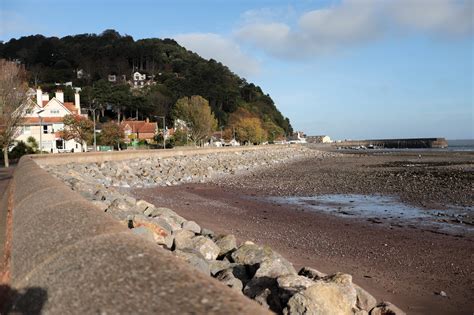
[3,146,9,168]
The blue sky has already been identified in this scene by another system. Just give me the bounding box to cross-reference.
[1,0,473,139]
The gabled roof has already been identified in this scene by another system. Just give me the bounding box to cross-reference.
[121,120,157,133]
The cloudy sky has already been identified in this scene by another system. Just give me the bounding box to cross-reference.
[1,0,473,139]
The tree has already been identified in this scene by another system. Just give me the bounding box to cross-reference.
[173,95,217,145]
[235,117,267,144]
[100,122,124,149]
[60,114,94,151]
[227,108,267,144]
[0,60,31,167]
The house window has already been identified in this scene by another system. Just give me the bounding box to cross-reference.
[50,110,60,114]
[43,125,48,134]
[56,139,64,150]
[23,126,31,134]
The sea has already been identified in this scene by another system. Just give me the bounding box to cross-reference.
[447,139,474,152]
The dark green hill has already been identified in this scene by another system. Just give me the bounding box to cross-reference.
[0,30,292,134]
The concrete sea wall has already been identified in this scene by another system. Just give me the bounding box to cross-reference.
[0,148,270,314]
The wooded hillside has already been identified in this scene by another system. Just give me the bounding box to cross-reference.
[0,30,292,134]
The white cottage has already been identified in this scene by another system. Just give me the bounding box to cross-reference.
[15,88,88,153]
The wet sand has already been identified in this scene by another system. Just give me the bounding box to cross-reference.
[132,150,473,315]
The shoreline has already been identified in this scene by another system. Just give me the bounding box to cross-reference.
[132,149,473,315]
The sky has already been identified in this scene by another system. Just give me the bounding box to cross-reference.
[1,0,473,140]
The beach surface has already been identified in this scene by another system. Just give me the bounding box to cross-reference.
[132,148,473,315]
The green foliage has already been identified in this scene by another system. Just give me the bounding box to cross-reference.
[26,136,38,152]
[8,140,35,159]
[173,95,217,144]
[0,30,293,133]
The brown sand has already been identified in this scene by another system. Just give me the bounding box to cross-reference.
[132,150,473,315]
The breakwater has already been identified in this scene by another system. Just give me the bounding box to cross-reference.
[336,138,448,149]
[38,146,405,314]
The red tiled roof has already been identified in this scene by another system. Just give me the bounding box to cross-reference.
[23,117,63,124]
[63,102,78,113]
[121,120,157,134]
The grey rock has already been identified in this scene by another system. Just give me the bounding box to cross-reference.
[201,228,215,237]
[216,269,243,292]
[254,256,296,278]
[370,301,406,315]
[182,220,201,234]
[173,249,210,276]
[174,230,196,250]
[209,260,233,276]
[298,266,327,280]
[244,277,282,313]
[215,234,237,257]
[355,284,377,312]
[277,275,315,304]
[136,199,155,212]
[231,243,275,265]
[283,273,357,315]
[187,236,220,260]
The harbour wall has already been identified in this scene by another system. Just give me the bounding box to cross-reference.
[335,138,448,149]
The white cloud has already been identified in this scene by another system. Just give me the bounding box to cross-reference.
[174,33,260,77]
[390,0,473,35]
[235,0,473,60]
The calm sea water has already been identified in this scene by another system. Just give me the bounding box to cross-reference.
[447,139,474,151]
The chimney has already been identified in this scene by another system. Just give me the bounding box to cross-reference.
[55,90,64,103]
[74,92,81,112]
[42,92,49,103]
[36,87,42,106]
[146,117,149,123]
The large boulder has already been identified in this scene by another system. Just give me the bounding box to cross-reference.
[209,260,234,276]
[131,226,155,243]
[173,249,210,275]
[132,215,173,248]
[354,284,377,312]
[254,255,297,278]
[277,275,316,304]
[215,234,237,257]
[182,220,201,234]
[216,269,244,292]
[284,273,357,315]
[244,277,282,313]
[174,230,196,250]
[231,243,276,265]
[187,236,220,260]
[370,302,405,315]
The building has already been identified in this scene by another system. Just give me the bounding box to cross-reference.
[121,119,158,143]
[15,88,87,153]
[288,131,307,144]
[307,135,332,144]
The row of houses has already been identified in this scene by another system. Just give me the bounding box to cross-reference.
[14,88,160,153]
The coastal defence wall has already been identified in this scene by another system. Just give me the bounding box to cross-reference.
[335,138,448,149]
[0,148,272,314]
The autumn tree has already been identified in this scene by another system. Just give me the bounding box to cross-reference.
[60,114,94,151]
[227,108,267,144]
[173,95,217,145]
[0,60,31,167]
[100,122,124,148]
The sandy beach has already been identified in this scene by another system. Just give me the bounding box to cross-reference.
[132,148,473,315]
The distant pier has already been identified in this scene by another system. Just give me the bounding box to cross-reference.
[335,138,448,149]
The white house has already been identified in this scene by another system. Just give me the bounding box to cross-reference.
[15,88,88,153]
